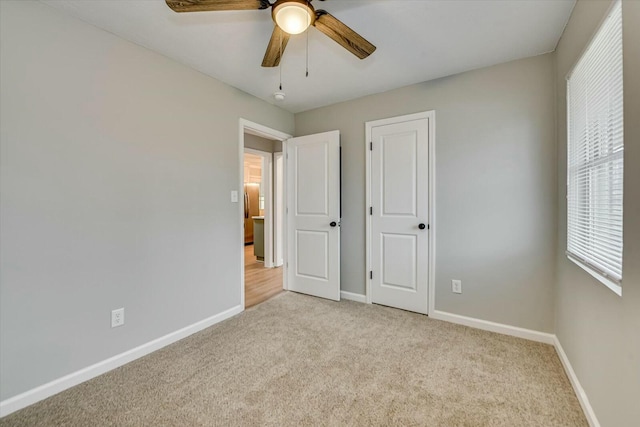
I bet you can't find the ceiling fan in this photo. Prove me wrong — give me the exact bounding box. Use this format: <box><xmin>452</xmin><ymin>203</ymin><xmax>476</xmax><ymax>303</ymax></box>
<box><xmin>165</xmin><ymin>0</ymin><xmax>376</xmax><ymax>67</ymax></box>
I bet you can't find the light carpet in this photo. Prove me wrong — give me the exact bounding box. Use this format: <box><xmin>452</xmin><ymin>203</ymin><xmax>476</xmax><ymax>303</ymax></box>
<box><xmin>1</xmin><ymin>292</ymin><xmax>587</xmax><ymax>426</ymax></box>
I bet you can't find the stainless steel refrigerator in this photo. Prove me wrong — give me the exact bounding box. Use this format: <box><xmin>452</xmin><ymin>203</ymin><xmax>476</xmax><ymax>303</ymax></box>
<box><xmin>244</xmin><ymin>184</ymin><xmax>260</xmax><ymax>245</ymax></box>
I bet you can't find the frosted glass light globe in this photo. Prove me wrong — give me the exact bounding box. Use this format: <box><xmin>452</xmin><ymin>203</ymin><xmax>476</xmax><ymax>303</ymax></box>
<box><xmin>274</xmin><ymin>3</ymin><xmax>313</xmax><ymax>35</ymax></box>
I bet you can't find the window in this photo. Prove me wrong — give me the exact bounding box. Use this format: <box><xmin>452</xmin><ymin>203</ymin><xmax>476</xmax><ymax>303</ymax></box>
<box><xmin>567</xmin><ymin>0</ymin><xmax>623</xmax><ymax>295</ymax></box>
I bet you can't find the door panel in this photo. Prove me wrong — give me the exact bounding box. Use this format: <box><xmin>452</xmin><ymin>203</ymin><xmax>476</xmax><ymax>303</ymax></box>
<box><xmin>287</xmin><ymin>130</ymin><xmax>340</xmax><ymax>301</ymax></box>
<box><xmin>296</xmin><ymin>231</ymin><xmax>329</xmax><ymax>280</ymax></box>
<box><xmin>381</xmin><ymin>233</ymin><xmax>417</xmax><ymax>290</ymax></box>
<box><xmin>296</xmin><ymin>143</ymin><xmax>328</xmax><ymax>215</ymax></box>
<box><xmin>371</xmin><ymin>118</ymin><xmax>429</xmax><ymax>314</ymax></box>
<box><xmin>383</xmin><ymin>132</ymin><xmax>417</xmax><ymax>216</ymax></box>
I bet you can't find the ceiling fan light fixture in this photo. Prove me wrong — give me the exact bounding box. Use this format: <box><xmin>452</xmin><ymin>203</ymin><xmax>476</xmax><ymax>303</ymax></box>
<box><xmin>165</xmin><ymin>0</ymin><xmax>376</xmax><ymax>68</ymax></box>
<box><xmin>273</xmin><ymin>0</ymin><xmax>314</xmax><ymax>35</ymax></box>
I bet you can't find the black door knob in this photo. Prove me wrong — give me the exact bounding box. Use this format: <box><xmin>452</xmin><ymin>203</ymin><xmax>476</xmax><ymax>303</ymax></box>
<box><xmin>330</xmin><ymin>221</ymin><xmax>337</xmax><ymax>227</ymax></box>
<box><xmin>418</xmin><ymin>223</ymin><xmax>426</xmax><ymax>230</ymax></box>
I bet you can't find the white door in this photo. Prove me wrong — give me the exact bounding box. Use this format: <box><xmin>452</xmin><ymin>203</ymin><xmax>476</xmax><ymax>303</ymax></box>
<box><xmin>286</xmin><ymin>130</ymin><xmax>341</xmax><ymax>301</ymax></box>
<box><xmin>370</xmin><ymin>116</ymin><xmax>430</xmax><ymax>314</ymax></box>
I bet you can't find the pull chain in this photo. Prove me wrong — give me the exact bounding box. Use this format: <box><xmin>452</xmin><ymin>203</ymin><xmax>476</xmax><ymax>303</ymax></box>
<box><xmin>306</xmin><ymin>0</ymin><xmax>310</xmax><ymax>77</ymax></box>
<box><xmin>279</xmin><ymin>29</ymin><xmax>283</xmax><ymax>90</ymax></box>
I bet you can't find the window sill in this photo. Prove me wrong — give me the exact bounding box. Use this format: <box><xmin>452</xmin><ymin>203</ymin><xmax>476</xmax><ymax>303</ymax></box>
<box><xmin>566</xmin><ymin>252</ymin><xmax>622</xmax><ymax>297</ymax></box>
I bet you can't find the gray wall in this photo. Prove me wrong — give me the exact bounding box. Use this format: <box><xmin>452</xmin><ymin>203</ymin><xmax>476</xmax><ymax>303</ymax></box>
<box><xmin>5</xmin><ymin>2</ymin><xmax>637</xmax><ymax>423</ymax></box>
<box><xmin>296</xmin><ymin>54</ymin><xmax>557</xmax><ymax>332</ymax></box>
<box><xmin>244</xmin><ymin>133</ymin><xmax>282</xmax><ymax>153</ymax></box>
<box><xmin>554</xmin><ymin>1</ymin><xmax>640</xmax><ymax>425</ymax></box>
<box><xmin>0</xmin><ymin>0</ymin><xmax>294</xmax><ymax>400</ymax></box>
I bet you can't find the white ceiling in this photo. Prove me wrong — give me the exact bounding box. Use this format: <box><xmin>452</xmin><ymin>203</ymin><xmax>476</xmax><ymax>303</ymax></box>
<box><xmin>41</xmin><ymin>0</ymin><xmax>575</xmax><ymax>113</ymax></box>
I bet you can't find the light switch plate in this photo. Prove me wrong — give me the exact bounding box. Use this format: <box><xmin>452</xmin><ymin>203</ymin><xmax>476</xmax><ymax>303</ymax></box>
<box><xmin>231</xmin><ymin>191</ymin><xmax>238</xmax><ymax>203</ymax></box>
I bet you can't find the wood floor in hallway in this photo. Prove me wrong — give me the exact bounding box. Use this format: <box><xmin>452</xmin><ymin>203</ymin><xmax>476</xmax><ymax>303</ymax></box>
<box><xmin>245</xmin><ymin>244</ymin><xmax>283</xmax><ymax>308</ymax></box>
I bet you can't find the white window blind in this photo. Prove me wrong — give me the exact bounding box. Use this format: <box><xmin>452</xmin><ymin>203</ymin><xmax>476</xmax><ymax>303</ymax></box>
<box><xmin>567</xmin><ymin>0</ymin><xmax>623</xmax><ymax>292</ymax></box>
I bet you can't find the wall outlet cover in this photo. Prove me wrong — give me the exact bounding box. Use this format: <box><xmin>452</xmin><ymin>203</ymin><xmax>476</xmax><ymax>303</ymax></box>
<box><xmin>452</xmin><ymin>280</ymin><xmax>462</xmax><ymax>294</ymax></box>
<box><xmin>111</xmin><ymin>308</ymin><xmax>125</xmax><ymax>328</ymax></box>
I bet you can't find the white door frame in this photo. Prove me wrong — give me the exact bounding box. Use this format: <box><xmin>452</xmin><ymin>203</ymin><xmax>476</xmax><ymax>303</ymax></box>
<box><xmin>274</xmin><ymin>152</ymin><xmax>284</xmax><ymax>267</ymax></box>
<box><xmin>239</xmin><ymin>119</ymin><xmax>292</xmax><ymax>309</ymax></box>
<box><xmin>365</xmin><ymin>111</ymin><xmax>436</xmax><ymax>315</ymax></box>
<box><xmin>244</xmin><ymin>147</ymin><xmax>273</xmax><ymax>268</ymax></box>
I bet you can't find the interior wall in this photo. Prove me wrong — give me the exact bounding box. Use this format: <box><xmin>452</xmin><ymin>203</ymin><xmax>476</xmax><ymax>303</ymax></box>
<box><xmin>244</xmin><ymin>133</ymin><xmax>282</xmax><ymax>153</ymax></box>
<box><xmin>296</xmin><ymin>54</ymin><xmax>557</xmax><ymax>332</ymax></box>
<box><xmin>0</xmin><ymin>0</ymin><xmax>294</xmax><ymax>401</ymax></box>
<box><xmin>554</xmin><ymin>1</ymin><xmax>640</xmax><ymax>425</ymax></box>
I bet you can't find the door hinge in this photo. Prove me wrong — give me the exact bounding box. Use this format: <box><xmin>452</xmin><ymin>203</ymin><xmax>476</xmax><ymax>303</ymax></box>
<box><xmin>370</xmin><ymin>271</ymin><xmax>373</xmax><ymax>279</ymax></box>
<box><xmin>428</xmin><ymin>224</ymin><xmax>430</xmax><ymax>230</ymax></box>
<box><xmin>370</xmin><ymin>142</ymin><xmax>373</xmax><ymax>151</ymax></box>
<box><xmin>370</xmin><ymin>206</ymin><xmax>373</xmax><ymax>215</ymax></box>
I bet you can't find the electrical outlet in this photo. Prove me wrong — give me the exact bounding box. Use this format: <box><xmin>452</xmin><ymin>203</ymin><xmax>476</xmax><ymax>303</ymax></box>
<box><xmin>452</xmin><ymin>280</ymin><xmax>462</xmax><ymax>294</ymax></box>
<box><xmin>111</xmin><ymin>308</ymin><xmax>125</xmax><ymax>328</ymax></box>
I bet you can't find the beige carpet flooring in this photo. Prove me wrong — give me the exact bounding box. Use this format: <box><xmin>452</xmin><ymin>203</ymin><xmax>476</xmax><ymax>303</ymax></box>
<box><xmin>1</xmin><ymin>292</ymin><xmax>587</xmax><ymax>426</ymax></box>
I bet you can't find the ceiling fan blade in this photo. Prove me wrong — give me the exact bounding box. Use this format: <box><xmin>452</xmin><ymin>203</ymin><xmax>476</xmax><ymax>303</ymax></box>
<box><xmin>313</xmin><ymin>11</ymin><xmax>376</xmax><ymax>60</ymax></box>
<box><xmin>262</xmin><ymin>25</ymin><xmax>290</xmax><ymax>67</ymax></box>
<box><xmin>165</xmin><ymin>0</ymin><xmax>268</xmax><ymax>13</ymax></box>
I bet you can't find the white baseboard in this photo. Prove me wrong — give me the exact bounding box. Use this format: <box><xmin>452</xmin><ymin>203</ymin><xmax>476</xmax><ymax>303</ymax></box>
<box><xmin>0</xmin><ymin>304</ymin><xmax>243</xmax><ymax>418</ymax></box>
<box><xmin>429</xmin><ymin>310</ymin><xmax>597</xmax><ymax>425</ymax></box>
<box><xmin>553</xmin><ymin>336</ymin><xmax>600</xmax><ymax>427</ymax></box>
<box><xmin>1</xmin><ymin>303</ymin><xmax>599</xmax><ymax>427</ymax></box>
<box><xmin>340</xmin><ymin>291</ymin><xmax>366</xmax><ymax>303</ymax></box>
<box><xmin>429</xmin><ymin>310</ymin><xmax>555</xmax><ymax>344</ymax></box>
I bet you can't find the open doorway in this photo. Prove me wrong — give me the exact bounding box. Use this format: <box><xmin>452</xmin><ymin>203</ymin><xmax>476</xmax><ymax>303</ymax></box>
<box><xmin>239</xmin><ymin>120</ymin><xmax>291</xmax><ymax>309</ymax></box>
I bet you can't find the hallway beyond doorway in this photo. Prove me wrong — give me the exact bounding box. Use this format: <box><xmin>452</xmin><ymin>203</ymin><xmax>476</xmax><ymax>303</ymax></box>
<box><xmin>244</xmin><ymin>244</ymin><xmax>283</xmax><ymax>308</ymax></box>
